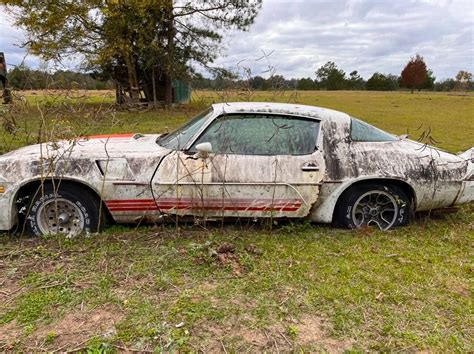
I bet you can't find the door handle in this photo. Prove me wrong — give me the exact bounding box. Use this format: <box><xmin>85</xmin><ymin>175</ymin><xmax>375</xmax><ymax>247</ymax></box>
<box><xmin>301</xmin><ymin>162</ymin><xmax>320</xmax><ymax>171</ymax></box>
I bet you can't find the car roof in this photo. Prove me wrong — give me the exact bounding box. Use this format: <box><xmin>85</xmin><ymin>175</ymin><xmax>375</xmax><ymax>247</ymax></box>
<box><xmin>210</xmin><ymin>102</ymin><xmax>351</xmax><ymax>123</ymax></box>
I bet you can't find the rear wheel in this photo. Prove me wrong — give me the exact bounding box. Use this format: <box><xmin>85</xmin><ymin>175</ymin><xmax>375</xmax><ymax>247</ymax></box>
<box><xmin>335</xmin><ymin>183</ymin><xmax>410</xmax><ymax>230</ymax></box>
<box><xmin>24</xmin><ymin>184</ymin><xmax>104</xmax><ymax>237</ymax></box>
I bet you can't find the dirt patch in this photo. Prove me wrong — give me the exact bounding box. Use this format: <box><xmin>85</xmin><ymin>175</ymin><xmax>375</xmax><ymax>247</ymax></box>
<box><xmin>201</xmin><ymin>323</ymin><xmax>269</xmax><ymax>350</ymax></box>
<box><xmin>28</xmin><ymin>305</ymin><xmax>123</xmax><ymax>351</ymax></box>
<box><xmin>239</xmin><ymin>327</ymin><xmax>268</xmax><ymax>347</ymax></box>
<box><xmin>0</xmin><ymin>276</ymin><xmax>24</xmax><ymax>317</ymax></box>
<box><xmin>198</xmin><ymin>314</ymin><xmax>354</xmax><ymax>352</ymax></box>
<box><xmin>445</xmin><ymin>280</ymin><xmax>470</xmax><ymax>298</ymax></box>
<box><xmin>203</xmin><ymin>242</ymin><xmax>245</xmax><ymax>276</ymax></box>
<box><xmin>0</xmin><ymin>320</ymin><xmax>23</xmax><ymax>349</ymax></box>
<box><xmin>0</xmin><ymin>277</ymin><xmax>21</xmax><ymax>301</ymax></box>
<box><xmin>296</xmin><ymin>315</ymin><xmax>353</xmax><ymax>352</ymax></box>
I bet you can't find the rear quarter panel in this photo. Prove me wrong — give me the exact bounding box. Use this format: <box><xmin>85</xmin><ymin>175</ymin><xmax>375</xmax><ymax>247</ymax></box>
<box><xmin>310</xmin><ymin>119</ymin><xmax>468</xmax><ymax>222</ymax></box>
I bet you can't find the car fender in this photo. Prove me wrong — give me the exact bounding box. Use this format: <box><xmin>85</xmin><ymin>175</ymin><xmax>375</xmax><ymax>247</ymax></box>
<box><xmin>309</xmin><ymin>176</ymin><xmax>417</xmax><ymax>223</ymax></box>
<box><xmin>1</xmin><ymin>176</ymin><xmax>108</xmax><ymax>232</ymax></box>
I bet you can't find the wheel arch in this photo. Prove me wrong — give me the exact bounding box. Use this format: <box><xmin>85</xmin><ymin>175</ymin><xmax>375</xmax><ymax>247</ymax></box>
<box><xmin>13</xmin><ymin>177</ymin><xmax>113</xmax><ymax>224</ymax></box>
<box><xmin>310</xmin><ymin>177</ymin><xmax>417</xmax><ymax>223</ymax></box>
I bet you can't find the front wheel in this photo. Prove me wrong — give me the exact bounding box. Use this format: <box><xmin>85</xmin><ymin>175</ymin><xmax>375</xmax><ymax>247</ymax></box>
<box><xmin>335</xmin><ymin>184</ymin><xmax>410</xmax><ymax>230</ymax></box>
<box><xmin>24</xmin><ymin>184</ymin><xmax>104</xmax><ymax>237</ymax></box>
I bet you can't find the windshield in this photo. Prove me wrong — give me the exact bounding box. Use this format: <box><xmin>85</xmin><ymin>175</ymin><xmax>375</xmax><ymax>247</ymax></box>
<box><xmin>156</xmin><ymin>108</ymin><xmax>213</xmax><ymax>150</ymax></box>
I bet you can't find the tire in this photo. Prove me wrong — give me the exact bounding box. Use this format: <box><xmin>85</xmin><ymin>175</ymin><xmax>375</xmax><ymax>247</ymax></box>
<box><xmin>24</xmin><ymin>183</ymin><xmax>105</xmax><ymax>237</ymax></box>
<box><xmin>334</xmin><ymin>183</ymin><xmax>410</xmax><ymax>230</ymax></box>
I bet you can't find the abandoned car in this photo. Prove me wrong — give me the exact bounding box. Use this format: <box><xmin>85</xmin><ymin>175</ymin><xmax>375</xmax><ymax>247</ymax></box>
<box><xmin>0</xmin><ymin>102</ymin><xmax>473</xmax><ymax>236</ymax></box>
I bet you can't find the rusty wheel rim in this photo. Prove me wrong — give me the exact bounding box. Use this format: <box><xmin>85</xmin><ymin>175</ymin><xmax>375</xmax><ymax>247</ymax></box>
<box><xmin>351</xmin><ymin>190</ymin><xmax>398</xmax><ymax>230</ymax></box>
<box><xmin>37</xmin><ymin>198</ymin><xmax>85</xmax><ymax>237</ymax></box>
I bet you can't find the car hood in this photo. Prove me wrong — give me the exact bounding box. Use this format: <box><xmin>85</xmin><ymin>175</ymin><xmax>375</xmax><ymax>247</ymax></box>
<box><xmin>1</xmin><ymin>133</ymin><xmax>168</xmax><ymax>161</ymax></box>
<box><xmin>0</xmin><ymin>133</ymin><xmax>173</xmax><ymax>182</ymax></box>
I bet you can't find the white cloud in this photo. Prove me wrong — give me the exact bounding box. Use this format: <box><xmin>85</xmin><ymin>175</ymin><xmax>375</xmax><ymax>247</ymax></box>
<box><xmin>214</xmin><ymin>0</ymin><xmax>474</xmax><ymax>79</ymax></box>
<box><xmin>1</xmin><ymin>0</ymin><xmax>473</xmax><ymax>79</ymax></box>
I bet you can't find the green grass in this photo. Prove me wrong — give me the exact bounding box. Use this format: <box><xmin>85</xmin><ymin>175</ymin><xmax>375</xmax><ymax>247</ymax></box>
<box><xmin>1</xmin><ymin>90</ymin><xmax>473</xmax><ymax>153</ymax></box>
<box><xmin>1</xmin><ymin>212</ymin><xmax>473</xmax><ymax>351</ymax></box>
<box><xmin>0</xmin><ymin>89</ymin><xmax>473</xmax><ymax>351</ymax></box>
<box><xmin>197</xmin><ymin>90</ymin><xmax>474</xmax><ymax>152</ymax></box>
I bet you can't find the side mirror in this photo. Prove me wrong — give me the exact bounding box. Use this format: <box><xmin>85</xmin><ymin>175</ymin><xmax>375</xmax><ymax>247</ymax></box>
<box><xmin>195</xmin><ymin>142</ymin><xmax>212</xmax><ymax>158</ymax></box>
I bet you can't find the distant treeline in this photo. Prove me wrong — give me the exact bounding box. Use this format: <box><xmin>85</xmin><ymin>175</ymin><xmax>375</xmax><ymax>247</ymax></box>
<box><xmin>193</xmin><ymin>73</ymin><xmax>473</xmax><ymax>92</ymax></box>
<box><xmin>5</xmin><ymin>62</ymin><xmax>473</xmax><ymax>92</ymax></box>
<box><xmin>194</xmin><ymin>61</ymin><xmax>473</xmax><ymax>92</ymax></box>
<box><xmin>6</xmin><ymin>64</ymin><xmax>114</xmax><ymax>90</ymax></box>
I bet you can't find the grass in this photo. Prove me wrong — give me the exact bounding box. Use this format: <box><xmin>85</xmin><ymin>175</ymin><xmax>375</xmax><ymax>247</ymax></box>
<box><xmin>0</xmin><ymin>89</ymin><xmax>473</xmax><ymax>351</ymax></box>
<box><xmin>1</xmin><ymin>213</ymin><xmax>473</xmax><ymax>351</ymax></box>
<box><xmin>196</xmin><ymin>90</ymin><xmax>474</xmax><ymax>152</ymax></box>
<box><xmin>1</xmin><ymin>89</ymin><xmax>473</xmax><ymax>153</ymax></box>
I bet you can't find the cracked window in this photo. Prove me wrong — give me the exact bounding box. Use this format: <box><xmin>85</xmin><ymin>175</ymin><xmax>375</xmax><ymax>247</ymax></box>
<box><xmin>190</xmin><ymin>114</ymin><xmax>319</xmax><ymax>155</ymax></box>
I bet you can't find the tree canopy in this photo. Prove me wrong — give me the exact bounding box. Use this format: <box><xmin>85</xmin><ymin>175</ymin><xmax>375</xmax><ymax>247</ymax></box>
<box><xmin>366</xmin><ymin>73</ymin><xmax>398</xmax><ymax>91</ymax></box>
<box><xmin>3</xmin><ymin>0</ymin><xmax>262</xmax><ymax>106</ymax></box>
<box><xmin>400</xmin><ymin>54</ymin><xmax>428</xmax><ymax>93</ymax></box>
<box><xmin>455</xmin><ymin>70</ymin><xmax>473</xmax><ymax>91</ymax></box>
<box><xmin>315</xmin><ymin>61</ymin><xmax>347</xmax><ymax>90</ymax></box>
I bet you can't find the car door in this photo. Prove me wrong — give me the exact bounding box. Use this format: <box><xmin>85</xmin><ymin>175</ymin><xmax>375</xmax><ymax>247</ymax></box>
<box><xmin>153</xmin><ymin>113</ymin><xmax>324</xmax><ymax>219</ymax></box>
<box><xmin>151</xmin><ymin>148</ymin><xmax>214</xmax><ymax>217</ymax></box>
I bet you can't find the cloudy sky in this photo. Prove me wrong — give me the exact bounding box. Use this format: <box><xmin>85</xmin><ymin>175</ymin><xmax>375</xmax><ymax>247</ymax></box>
<box><xmin>1</xmin><ymin>0</ymin><xmax>473</xmax><ymax>80</ymax></box>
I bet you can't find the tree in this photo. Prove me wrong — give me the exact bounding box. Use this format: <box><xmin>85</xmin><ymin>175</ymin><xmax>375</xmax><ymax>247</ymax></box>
<box><xmin>6</xmin><ymin>63</ymin><xmax>113</xmax><ymax>90</ymax></box>
<box><xmin>434</xmin><ymin>79</ymin><xmax>456</xmax><ymax>92</ymax></box>
<box><xmin>347</xmin><ymin>70</ymin><xmax>365</xmax><ymax>90</ymax></box>
<box><xmin>366</xmin><ymin>73</ymin><xmax>398</xmax><ymax>91</ymax></box>
<box><xmin>3</xmin><ymin>1</ymin><xmax>262</xmax><ymax>107</ymax></box>
<box><xmin>420</xmin><ymin>69</ymin><xmax>436</xmax><ymax>90</ymax></box>
<box><xmin>250</xmin><ymin>76</ymin><xmax>266</xmax><ymax>90</ymax></box>
<box><xmin>297</xmin><ymin>77</ymin><xmax>316</xmax><ymax>90</ymax></box>
<box><xmin>455</xmin><ymin>70</ymin><xmax>473</xmax><ymax>91</ymax></box>
<box><xmin>315</xmin><ymin>61</ymin><xmax>347</xmax><ymax>90</ymax></box>
<box><xmin>400</xmin><ymin>54</ymin><xmax>427</xmax><ymax>93</ymax></box>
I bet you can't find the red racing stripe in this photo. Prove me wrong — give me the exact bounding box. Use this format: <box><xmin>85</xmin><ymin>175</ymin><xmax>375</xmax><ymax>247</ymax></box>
<box><xmin>83</xmin><ymin>133</ymin><xmax>135</xmax><ymax>140</ymax></box>
<box><xmin>106</xmin><ymin>198</ymin><xmax>302</xmax><ymax>212</ymax></box>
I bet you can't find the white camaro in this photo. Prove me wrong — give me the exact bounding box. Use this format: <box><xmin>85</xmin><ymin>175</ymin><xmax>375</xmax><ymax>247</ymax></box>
<box><xmin>0</xmin><ymin>102</ymin><xmax>472</xmax><ymax>236</ymax></box>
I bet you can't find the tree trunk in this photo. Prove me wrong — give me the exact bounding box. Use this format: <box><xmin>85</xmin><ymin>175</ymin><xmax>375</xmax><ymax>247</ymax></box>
<box><xmin>164</xmin><ymin>0</ymin><xmax>174</xmax><ymax>109</ymax></box>
<box><xmin>124</xmin><ymin>54</ymin><xmax>140</xmax><ymax>103</ymax></box>
<box><xmin>164</xmin><ymin>73</ymin><xmax>172</xmax><ymax>108</ymax></box>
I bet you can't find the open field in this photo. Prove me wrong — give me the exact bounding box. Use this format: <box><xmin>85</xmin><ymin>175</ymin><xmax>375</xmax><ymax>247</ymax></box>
<box><xmin>2</xmin><ymin>89</ymin><xmax>474</xmax><ymax>153</ymax></box>
<box><xmin>0</xmin><ymin>90</ymin><xmax>473</xmax><ymax>351</ymax></box>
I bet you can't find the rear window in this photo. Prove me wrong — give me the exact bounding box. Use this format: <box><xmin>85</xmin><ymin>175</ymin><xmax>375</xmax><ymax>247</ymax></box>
<box><xmin>350</xmin><ymin>118</ymin><xmax>398</xmax><ymax>142</ymax></box>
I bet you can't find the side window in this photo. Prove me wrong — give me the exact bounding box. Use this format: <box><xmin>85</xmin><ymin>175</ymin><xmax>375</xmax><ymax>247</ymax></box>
<box><xmin>190</xmin><ymin>114</ymin><xmax>319</xmax><ymax>155</ymax></box>
<box><xmin>351</xmin><ymin>117</ymin><xmax>398</xmax><ymax>142</ymax></box>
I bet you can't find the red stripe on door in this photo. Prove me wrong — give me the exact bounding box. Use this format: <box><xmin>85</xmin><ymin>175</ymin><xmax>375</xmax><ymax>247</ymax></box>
<box><xmin>106</xmin><ymin>198</ymin><xmax>302</xmax><ymax>212</ymax></box>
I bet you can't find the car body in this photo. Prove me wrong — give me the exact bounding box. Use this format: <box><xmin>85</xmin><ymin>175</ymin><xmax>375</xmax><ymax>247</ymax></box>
<box><xmin>0</xmin><ymin>102</ymin><xmax>473</xmax><ymax>235</ymax></box>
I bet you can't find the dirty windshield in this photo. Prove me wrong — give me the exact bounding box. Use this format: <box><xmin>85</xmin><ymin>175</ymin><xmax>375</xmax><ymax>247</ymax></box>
<box><xmin>156</xmin><ymin>108</ymin><xmax>213</xmax><ymax>150</ymax></box>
